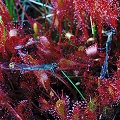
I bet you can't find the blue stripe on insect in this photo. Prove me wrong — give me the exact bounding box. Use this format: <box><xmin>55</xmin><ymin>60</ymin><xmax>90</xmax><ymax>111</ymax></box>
<box><xmin>21</xmin><ymin>63</ymin><xmax>59</xmax><ymax>74</ymax></box>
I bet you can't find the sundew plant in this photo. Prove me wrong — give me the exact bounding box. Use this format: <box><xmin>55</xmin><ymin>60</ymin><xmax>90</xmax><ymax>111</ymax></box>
<box><xmin>0</xmin><ymin>0</ymin><xmax>120</xmax><ymax>119</ymax></box>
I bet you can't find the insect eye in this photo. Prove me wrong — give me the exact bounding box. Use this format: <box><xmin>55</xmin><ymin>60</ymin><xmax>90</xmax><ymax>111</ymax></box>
<box><xmin>52</xmin><ymin>63</ymin><xmax>59</xmax><ymax>68</ymax></box>
<box><xmin>9</xmin><ymin>62</ymin><xmax>15</xmax><ymax>69</ymax></box>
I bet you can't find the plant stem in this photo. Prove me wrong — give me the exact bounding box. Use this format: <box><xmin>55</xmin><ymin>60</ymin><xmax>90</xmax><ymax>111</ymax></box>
<box><xmin>28</xmin><ymin>0</ymin><xmax>53</xmax><ymax>9</ymax></box>
<box><xmin>61</xmin><ymin>70</ymin><xmax>86</xmax><ymax>100</ymax></box>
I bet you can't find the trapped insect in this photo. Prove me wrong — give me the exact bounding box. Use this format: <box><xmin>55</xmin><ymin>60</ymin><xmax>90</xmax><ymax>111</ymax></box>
<box><xmin>100</xmin><ymin>30</ymin><xmax>116</xmax><ymax>79</ymax></box>
<box><xmin>1</xmin><ymin>62</ymin><xmax>59</xmax><ymax>75</ymax></box>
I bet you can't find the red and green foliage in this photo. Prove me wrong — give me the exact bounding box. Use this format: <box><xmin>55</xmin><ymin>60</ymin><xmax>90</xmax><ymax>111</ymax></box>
<box><xmin>0</xmin><ymin>0</ymin><xmax>120</xmax><ymax>119</ymax></box>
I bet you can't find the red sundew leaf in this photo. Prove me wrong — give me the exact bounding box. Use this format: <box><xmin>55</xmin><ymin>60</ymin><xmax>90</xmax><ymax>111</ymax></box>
<box><xmin>0</xmin><ymin>1</ymin><xmax>11</xmax><ymax>24</ymax></box>
<box><xmin>21</xmin><ymin>81</ymin><xmax>36</xmax><ymax>92</ymax></box>
<box><xmin>0</xmin><ymin>22</ymin><xmax>6</xmax><ymax>51</ymax></box>
<box><xmin>83</xmin><ymin>109</ymin><xmax>97</xmax><ymax>120</ymax></box>
<box><xmin>34</xmin><ymin>71</ymin><xmax>52</xmax><ymax>91</ymax></box>
<box><xmin>51</xmin><ymin>0</ymin><xmax>74</xmax><ymax>42</ymax></box>
<box><xmin>39</xmin><ymin>36</ymin><xmax>51</xmax><ymax>49</ymax></box>
<box><xmin>38</xmin><ymin>36</ymin><xmax>60</xmax><ymax>57</ymax></box>
<box><xmin>0</xmin><ymin>88</ymin><xmax>22</xmax><ymax>120</ymax></box>
<box><xmin>37</xmin><ymin>47</ymin><xmax>51</xmax><ymax>56</ymax></box>
<box><xmin>17</xmin><ymin>100</ymin><xmax>28</xmax><ymax>114</ymax></box>
<box><xmin>10</xmin><ymin>56</ymin><xmax>22</xmax><ymax>63</ymax></box>
<box><xmin>82</xmin><ymin>77</ymin><xmax>98</xmax><ymax>98</ymax></box>
<box><xmin>39</xmin><ymin>97</ymin><xmax>54</xmax><ymax>112</ymax></box>
<box><xmin>98</xmin><ymin>85</ymin><xmax>112</xmax><ymax>107</ymax></box>
<box><xmin>0</xmin><ymin>26</ymin><xmax>16</xmax><ymax>59</ymax></box>
<box><xmin>106</xmin><ymin>78</ymin><xmax>120</xmax><ymax>102</ymax></box>
<box><xmin>55</xmin><ymin>99</ymin><xmax>68</xmax><ymax>119</ymax></box>
<box><xmin>10</xmin><ymin>38</ymin><xmax>42</xmax><ymax>64</ymax></box>
<box><xmin>70</xmin><ymin>52</ymin><xmax>90</xmax><ymax>66</ymax></box>
<box><xmin>51</xmin><ymin>0</ymin><xmax>74</xmax><ymax>20</ymax></box>
<box><xmin>55</xmin><ymin>95</ymin><xmax>70</xmax><ymax>119</ymax></box>
<box><xmin>5</xmin><ymin>37</ymin><xmax>21</xmax><ymax>54</ymax></box>
<box><xmin>16</xmin><ymin>100</ymin><xmax>33</xmax><ymax>120</ymax></box>
<box><xmin>48</xmin><ymin>72</ymin><xmax>76</xmax><ymax>97</ymax></box>
<box><xmin>5</xmin><ymin>22</ymin><xmax>15</xmax><ymax>32</ymax></box>
<box><xmin>74</xmin><ymin>0</ymin><xmax>119</xmax><ymax>44</ymax></box>
<box><xmin>74</xmin><ymin>47</ymin><xmax>87</xmax><ymax>58</ymax></box>
<box><xmin>71</xmin><ymin>101</ymin><xmax>88</xmax><ymax>120</ymax></box>
<box><xmin>16</xmin><ymin>35</ymin><xmax>31</xmax><ymax>46</ymax></box>
<box><xmin>57</xmin><ymin>42</ymin><xmax>70</xmax><ymax>47</ymax></box>
<box><xmin>36</xmin><ymin>37</ymin><xmax>61</xmax><ymax>61</ymax></box>
<box><xmin>71</xmin><ymin>103</ymin><xmax>81</xmax><ymax>120</ymax></box>
<box><xmin>0</xmin><ymin>47</ymin><xmax>10</xmax><ymax>62</ymax></box>
<box><xmin>59</xmin><ymin>58</ymin><xmax>75</xmax><ymax>69</ymax></box>
<box><xmin>36</xmin><ymin>36</ymin><xmax>52</xmax><ymax>56</ymax></box>
<box><xmin>58</xmin><ymin>0</ymin><xmax>66</xmax><ymax>8</ymax></box>
<box><xmin>74</xmin><ymin>1</ymin><xmax>89</xmax><ymax>40</ymax></box>
<box><xmin>90</xmin><ymin>0</ymin><xmax>119</xmax><ymax>29</ymax></box>
<box><xmin>108</xmin><ymin>84</ymin><xmax>116</xmax><ymax>95</ymax></box>
<box><xmin>83</xmin><ymin>71</ymin><xmax>89</xmax><ymax>80</ymax></box>
<box><xmin>107</xmin><ymin>17</ymin><xmax>118</xmax><ymax>30</ymax></box>
<box><xmin>20</xmin><ymin>74</ymin><xmax>37</xmax><ymax>98</ymax></box>
<box><xmin>116</xmin><ymin>78</ymin><xmax>120</xmax><ymax>90</ymax></box>
<box><xmin>5</xmin><ymin>103</ymin><xmax>22</xmax><ymax>120</ymax></box>
<box><xmin>53</xmin><ymin>14</ymin><xmax>59</xmax><ymax>28</ymax></box>
<box><xmin>58</xmin><ymin>58</ymin><xmax>87</xmax><ymax>70</ymax></box>
<box><xmin>88</xmin><ymin>98</ymin><xmax>98</xmax><ymax>112</ymax></box>
<box><xmin>5</xmin><ymin>32</ymin><xmax>25</xmax><ymax>54</ymax></box>
<box><xmin>107</xmin><ymin>84</ymin><xmax>119</xmax><ymax>102</ymax></box>
<box><xmin>18</xmin><ymin>53</ymin><xmax>39</xmax><ymax>65</ymax></box>
<box><xmin>55</xmin><ymin>45</ymin><xmax>63</xmax><ymax>54</ymax></box>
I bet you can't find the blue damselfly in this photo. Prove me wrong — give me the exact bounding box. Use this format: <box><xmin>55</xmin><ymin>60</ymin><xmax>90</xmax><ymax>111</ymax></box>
<box><xmin>1</xmin><ymin>62</ymin><xmax>59</xmax><ymax>74</ymax></box>
<box><xmin>100</xmin><ymin>30</ymin><xmax>116</xmax><ymax>79</ymax></box>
